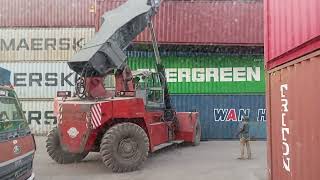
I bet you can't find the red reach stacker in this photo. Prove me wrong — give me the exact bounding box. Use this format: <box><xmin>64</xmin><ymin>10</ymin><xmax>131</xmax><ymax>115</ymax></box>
<box><xmin>46</xmin><ymin>0</ymin><xmax>201</xmax><ymax>172</ymax></box>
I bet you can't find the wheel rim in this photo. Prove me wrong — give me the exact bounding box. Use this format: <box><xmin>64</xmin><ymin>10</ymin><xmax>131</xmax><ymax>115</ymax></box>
<box><xmin>118</xmin><ymin>138</ymin><xmax>138</xmax><ymax>159</ymax></box>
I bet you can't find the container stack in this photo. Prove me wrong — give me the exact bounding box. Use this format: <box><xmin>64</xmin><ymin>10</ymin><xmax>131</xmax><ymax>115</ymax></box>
<box><xmin>127</xmin><ymin>51</ymin><xmax>266</xmax><ymax>140</ymax></box>
<box><xmin>265</xmin><ymin>0</ymin><xmax>320</xmax><ymax>179</ymax></box>
<box><xmin>126</xmin><ymin>0</ymin><xmax>265</xmax><ymax>140</ymax></box>
<box><xmin>0</xmin><ymin>0</ymin><xmax>264</xmax><ymax>139</ymax></box>
<box><xmin>0</xmin><ymin>0</ymin><xmax>96</xmax><ymax>135</ymax></box>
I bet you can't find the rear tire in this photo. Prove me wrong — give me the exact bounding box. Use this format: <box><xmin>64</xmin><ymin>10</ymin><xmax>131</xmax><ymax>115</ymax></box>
<box><xmin>192</xmin><ymin>120</ymin><xmax>201</xmax><ymax>146</ymax></box>
<box><xmin>46</xmin><ymin>128</ymin><xmax>88</xmax><ymax>164</ymax></box>
<box><xmin>100</xmin><ymin>123</ymin><xmax>149</xmax><ymax>172</ymax></box>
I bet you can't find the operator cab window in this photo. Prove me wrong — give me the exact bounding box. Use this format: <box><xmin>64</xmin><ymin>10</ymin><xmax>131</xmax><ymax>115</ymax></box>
<box><xmin>102</xmin><ymin>74</ymin><xmax>116</xmax><ymax>97</ymax></box>
<box><xmin>146</xmin><ymin>73</ymin><xmax>165</xmax><ymax>109</ymax></box>
<box><xmin>103</xmin><ymin>75</ymin><xmax>115</xmax><ymax>90</ymax></box>
<box><xmin>134</xmin><ymin>74</ymin><xmax>147</xmax><ymax>90</ymax></box>
<box><xmin>133</xmin><ymin>72</ymin><xmax>165</xmax><ymax>109</ymax></box>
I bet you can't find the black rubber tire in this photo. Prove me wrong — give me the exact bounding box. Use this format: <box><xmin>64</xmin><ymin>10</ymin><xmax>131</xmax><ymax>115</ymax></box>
<box><xmin>46</xmin><ymin>128</ymin><xmax>88</xmax><ymax>164</ymax></box>
<box><xmin>192</xmin><ymin>120</ymin><xmax>201</xmax><ymax>146</ymax></box>
<box><xmin>100</xmin><ymin>123</ymin><xmax>149</xmax><ymax>173</ymax></box>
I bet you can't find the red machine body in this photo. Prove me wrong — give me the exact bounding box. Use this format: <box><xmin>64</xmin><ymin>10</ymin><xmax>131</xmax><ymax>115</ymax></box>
<box><xmin>57</xmin><ymin>97</ymin><xmax>198</xmax><ymax>154</ymax></box>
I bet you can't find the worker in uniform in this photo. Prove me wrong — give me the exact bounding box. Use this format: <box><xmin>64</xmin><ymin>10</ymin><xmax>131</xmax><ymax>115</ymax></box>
<box><xmin>237</xmin><ymin>116</ymin><xmax>251</xmax><ymax>160</ymax></box>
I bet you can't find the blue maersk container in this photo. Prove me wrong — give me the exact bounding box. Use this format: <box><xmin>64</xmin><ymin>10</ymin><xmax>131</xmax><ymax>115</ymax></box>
<box><xmin>171</xmin><ymin>95</ymin><xmax>266</xmax><ymax>140</ymax></box>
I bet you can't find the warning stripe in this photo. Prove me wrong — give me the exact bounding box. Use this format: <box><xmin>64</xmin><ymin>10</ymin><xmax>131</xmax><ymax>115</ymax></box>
<box><xmin>90</xmin><ymin>104</ymin><xmax>102</xmax><ymax>129</ymax></box>
<box><xmin>58</xmin><ymin>104</ymin><xmax>63</xmax><ymax>124</ymax></box>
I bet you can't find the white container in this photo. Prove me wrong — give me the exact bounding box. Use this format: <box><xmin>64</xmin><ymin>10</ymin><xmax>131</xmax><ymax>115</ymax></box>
<box><xmin>0</xmin><ymin>61</ymin><xmax>77</xmax><ymax>99</ymax></box>
<box><xmin>0</xmin><ymin>28</ymin><xmax>95</xmax><ymax>61</ymax></box>
<box><xmin>21</xmin><ymin>100</ymin><xmax>56</xmax><ymax>135</ymax></box>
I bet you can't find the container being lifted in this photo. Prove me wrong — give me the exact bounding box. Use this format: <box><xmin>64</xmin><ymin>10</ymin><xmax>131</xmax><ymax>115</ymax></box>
<box><xmin>265</xmin><ymin>0</ymin><xmax>320</xmax><ymax>180</ymax></box>
<box><xmin>46</xmin><ymin>0</ymin><xmax>201</xmax><ymax>173</ymax></box>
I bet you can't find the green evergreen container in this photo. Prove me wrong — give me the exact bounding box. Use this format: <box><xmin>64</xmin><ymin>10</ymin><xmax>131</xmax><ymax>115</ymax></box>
<box><xmin>127</xmin><ymin>53</ymin><xmax>265</xmax><ymax>94</ymax></box>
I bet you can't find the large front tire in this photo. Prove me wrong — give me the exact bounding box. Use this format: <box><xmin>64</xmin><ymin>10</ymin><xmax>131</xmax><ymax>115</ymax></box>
<box><xmin>100</xmin><ymin>123</ymin><xmax>149</xmax><ymax>173</ymax></box>
<box><xmin>46</xmin><ymin>128</ymin><xmax>88</xmax><ymax>164</ymax></box>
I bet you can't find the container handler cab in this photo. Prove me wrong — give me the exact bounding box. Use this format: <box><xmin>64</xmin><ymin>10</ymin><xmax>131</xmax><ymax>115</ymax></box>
<box><xmin>46</xmin><ymin>0</ymin><xmax>201</xmax><ymax>172</ymax></box>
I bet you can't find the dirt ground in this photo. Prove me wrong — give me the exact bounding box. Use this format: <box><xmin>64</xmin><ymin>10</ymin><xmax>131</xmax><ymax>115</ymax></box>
<box><xmin>33</xmin><ymin>137</ymin><xmax>267</xmax><ymax>180</ymax></box>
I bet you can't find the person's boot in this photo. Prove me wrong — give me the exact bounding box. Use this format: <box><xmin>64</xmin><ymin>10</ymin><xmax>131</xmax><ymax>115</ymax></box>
<box><xmin>247</xmin><ymin>153</ymin><xmax>252</xmax><ymax>160</ymax></box>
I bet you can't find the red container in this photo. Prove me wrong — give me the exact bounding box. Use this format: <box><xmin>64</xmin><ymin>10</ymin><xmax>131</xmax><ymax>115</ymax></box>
<box><xmin>266</xmin><ymin>52</ymin><xmax>320</xmax><ymax>180</ymax></box>
<box><xmin>99</xmin><ymin>0</ymin><xmax>263</xmax><ymax>45</ymax></box>
<box><xmin>264</xmin><ymin>0</ymin><xmax>320</xmax><ymax>69</ymax></box>
<box><xmin>0</xmin><ymin>0</ymin><xmax>263</xmax><ymax>46</ymax></box>
<box><xmin>0</xmin><ymin>0</ymin><xmax>95</xmax><ymax>27</ymax></box>
<box><xmin>266</xmin><ymin>1</ymin><xmax>320</xmax><ymax>179</ymax></box>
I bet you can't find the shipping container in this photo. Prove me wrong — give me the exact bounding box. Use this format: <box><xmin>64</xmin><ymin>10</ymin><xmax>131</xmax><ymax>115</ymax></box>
<box><xmin>0</xmin><ymin>0</ymin><xmax>263</xmax><ymax>46</ymax></box>
<box><xmin>264</xmin><ymin>0</ymin><xmax>320</xmax><ymax>69</ymax></box>
<box><xmin>265</xmin><ymin>0</ymin><xmax>320</xmax><ymax>179</ymax></box>
<box><xmin>0</xmin><ymin>62</ymin><xmax>76</xmax><ymax>99</ymax></box>
<box><xmin>128</xmin><ymin>53</ymin><xmax>265</xmax><ymax>94</ymax></box>
<box><xmin>266</xmin><ymin>53</ymin><xmax>320</xmax><ymax>180</ymax></box>
<box><xmin>0</xmin><ymin>28</ymin><xmax>95</xmax><ymax>61</ymax></box>
<box><xmin>20</xmin><ymin>100</ymin><xmax>56</xmax><ymax>136</ymax></box>
<box><xmin>172</xmin><ymin>95</ymin><xmax>266</xmax><ymax>140</ymax></box>
<box><xmin>0</xmin><ymin>0</ymin><xmax>95</xmax><ymax>27</ymax></box>
<box><xmin>0</xmin><ymin>53</ymin><xmax>265</xmax><ymax>99</ymax></box>
<box><xmin>105</xmin><ymin>0</ymin><xmax>264</xmax><ymax>45</ymax></box>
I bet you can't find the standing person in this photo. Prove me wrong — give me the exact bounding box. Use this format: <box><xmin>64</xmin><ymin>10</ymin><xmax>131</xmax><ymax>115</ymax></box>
<box><xmin>237</xmin><ymin>116</ymin><xmax>251</xmax><ymax>160</ymax></box>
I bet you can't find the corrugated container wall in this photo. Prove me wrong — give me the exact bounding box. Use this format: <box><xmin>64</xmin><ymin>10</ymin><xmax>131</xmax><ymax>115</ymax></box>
<box><xmin>265</xmin><ymin>0</ymin><xmax>320</xmax><ymax>69</ymax></box>
<box><xmin>267</xmin><ymin>54</ymin><xmax>320</xmax><ymax>180</ymax></box>
<box><xmin>0</xmin><ymin>53</ymin><xmax>265</xmax><ymax>99</ymax></box>
<box><xmin>265</xmin><ymin>0</ymin><xmax>320</xmax><ymax>179</ymax></box>
<box><xmin>0</xmin><ymin>0</ymin><xmax>263</xmax><ymax>46</ymax></box>
<box><xmin>0</xmin><ymin>28</ymin><xmax>95</xmax><ymax>61</ymax></box>
<box><xmin>101</xmin><ymin>0</ymin><xmax>264</xmax><ymax>45</ymax></box>
<box><xmin>0</xmin><ymin>62</ymin><xmax>75</xmax><ymax>99</ymax></box>
<box><xmin>127</xmin><ymin>53</ymin><xmax>265</xmax><ymax>94</ymax></box>
<box><xmin>20</xmin><ymin>100</ymin><xmax>56</xmax><ymax>136</ymax></box>
<box><xmin>0</xmin><ymin>0</ymin><xmax>95</xmax><ymax>27</ymax></box>
<box><xmin>172</xmin><ymin>95</ymin><xmax>266</xmax><ymax>140</ymax></box>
